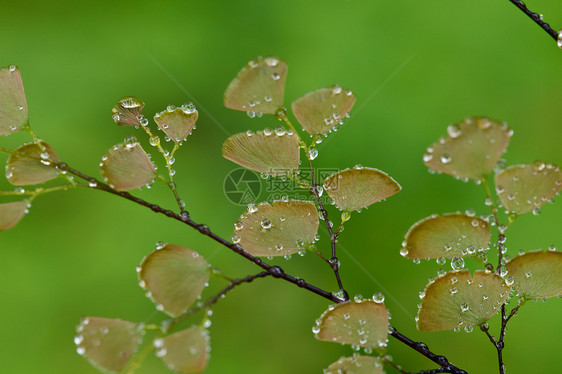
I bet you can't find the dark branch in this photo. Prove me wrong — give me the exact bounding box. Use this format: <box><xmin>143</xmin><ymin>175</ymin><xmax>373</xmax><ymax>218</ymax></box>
<box><xmin>54</xmin><ymin>161</ymin><xmax>468</xmax><ymax>374</ymax></box>
<box><xmin>389</xmin><ymin>327</ymin><xmax>468</xmax><ymax>374</ymax></box>
<box><xmin>55</xmin><ymin>161</ymin><xmax>342</xmax><ymax>303</ymax></box>
<box><xmin>507</xmin><ymin>0</ymin><xmax>559</xmax><ymax>42</ymax></box>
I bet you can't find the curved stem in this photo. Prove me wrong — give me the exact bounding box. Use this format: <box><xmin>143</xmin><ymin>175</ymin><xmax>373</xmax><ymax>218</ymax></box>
<box><xmin>307</xmin><ymin>158</ymin><xmax>346</xmax><ymax>297</ymax></box>
<box><xmin>142</xmin><ymin>126</ymin><xmax>187</xmax><ymax>216</ymax></box>
<box><xmin>0</xmin><ymin>184</ymin><xmax>88</xmax><ymax>199</ymax></box>
<box><xmin>123</xmin><ymin>340</ymin><xmax>155</xmax><ymax>374</ymax></box>
<box><xmin>507</xmin><ymin>0</ymin><xmax>559</xmax><ymax>42</ymax></box>
<box><xmin>482</xmin><ymin>178</ymin><xmax>504</xmax><ymax>273</ymax></box>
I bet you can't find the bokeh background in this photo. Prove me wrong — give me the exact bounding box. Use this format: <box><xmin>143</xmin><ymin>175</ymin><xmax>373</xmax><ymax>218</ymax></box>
<box><xmin>1</xmin><ymin>1</ymin><xmax>561</xmax><ymax>373</ymax></box>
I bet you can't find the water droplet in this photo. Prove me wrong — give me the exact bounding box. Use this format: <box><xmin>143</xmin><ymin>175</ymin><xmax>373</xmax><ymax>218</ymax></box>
<box><xmin>265</xmin><ymin>56</ymin><xmax>279</xmax><ymax>67</ymax></box>
<box><xmin>499</xmin><ymin>266</ymin><xmax>508</xmax><ymax>277</ymax></box>
<box><xmin>271</xmin><ymin>73</ymin><xmax>280</xmax><ymax>80</ymax></box>
<box><xmin>451</xmin><ymin>257</ymin><xmax>465</xmax><ymax>270</ymax></box>
<box><xmin>332</xmin><ymin>289</ymin><xmax>347</xmax><ymax>301</ymax></box>
<box><xmin>260</xmin><ymin>218</ymin><xmax>272</xmax><ymax>229</ymax></box>
<box><xmin>372</xmin><ymin>292</ymin><xmax>385</xmax><ymax>303</ymax></box>
<box><xmin>247</xmin><ymin>203</ymin><xmax>257</xmax><ymax>213</ymax></box>
<box><xmin>440</xmin><ymin>154</ymin><xmax>452</xmax><ymax>164</ymax></box>
<box><xmin>400</xmin><ymin>247</ymin><xmax>409</xmax><ymax>257</ymax></box>
<box><xmin>447</xmin><ymin>124</ymin><xmax>462</xmax><ymax>138</ymax></box>
<box><xmin>423</xmin><ymin>153</ymin><xmax>433</xmax><ymax>162</ymax></box>
<box><xmin>231</xmin><ymin>234</ymin><xmax>241</xmax><ymax>244</ymax></box>
<box><xmin>332</xmin><ymin>85</ymin><xmax>342</xmax><ymax>94</ymax></box>
<box><xmin>274</xmin><ymin>126</ymin><xmax>286</xmax><ymax>136</ymax></box>
<box><xmin>307</xmin><ymin>147</ymin><xmax>318</xmax><ymax>160</ymax></box>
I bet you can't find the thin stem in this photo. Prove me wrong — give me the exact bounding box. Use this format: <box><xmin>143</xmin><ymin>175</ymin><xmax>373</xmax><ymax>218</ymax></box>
<box><xmin>482</xmin><ymin>178</ymin><xmax>504</xmax><ymax>274</ymax></box>
<box><xmin>307</xmin><ymin>157</ymin><xmax>346</xmax><ymax>297</ymax></box>
<box><xmin>481</xmin><ymin>325</ymin><xmax>497</xmax><ymax>347</ymax></box>
<box><xmin>494</xmin><ymin>300</ymin><xmax>526</xmax><ymax>374</ymax></box>
<box><xmin>275</xmin><ymin>109</ymin><xmax>346</xmax><ymax>295</ymax></box>
<box><xmin>497</xmin><ymin>305</ymin><xmax>507</xmax><ymax>374</ymax></box>
<box><xmin>0</xmin><ymin>184</ymin><xmax>88</xmax><ymax>199</ymax></box>
<box><xmin>504</xmin><ymin>301</ymin><xmax>525</xmax><ymax>324</ymax></box>
<box><xmin>123</xmin><ymin>340</ymin><xmax>155</xmax><ymax>374</ymax></box>
<box><xmin>275</xmin><ymin>108</ymin><xmax>300</xmax><ymax>136</ymax></box>
<box><xmin>209</xmin><ymin>269</ymin><xmax>234</xmax><ymax>283</ymax></box>
<box><xmin>51</xmin><ymin>160</ymin><xmax>468</xmax><ymax>373</ymax></box>
<box><xmin>142</xmin><ymin>126</ymin><xmax>187</xmax><ymax>215</ymax></box>
<box><xmin>166</xmin><ymin>271</ymin><xmax>270</xmax><ymax>333</ymax></box>
<box><xmin>507</xmin><ymin>0</ymin><xmax>559</xmax><ymax>42</ymax></box>
<box><xmin>382</xmin><ymin>356</ymin><xmax>407</xmax><ymax>374</ymax></box>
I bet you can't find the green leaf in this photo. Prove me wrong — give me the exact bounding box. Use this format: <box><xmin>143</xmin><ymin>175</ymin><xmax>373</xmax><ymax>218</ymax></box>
<box><xmin>417</xmin><ymin>270</ymin><xmax>510</xmax><ymax>332</ymax></box>
<box><xmin>6</xmin><ymin>142</ymin><xmax>60</xmax><ymax>185</ymax></box>
<box><xmin>154</xmin><ymin>103</ymin><xmax>198</xmax><ymax>144</ymax></box>
<box><xmin>0</xmin><ymin>65</ymin><xmax>28</xmax><ymax>135</ymax></box>
<box><xmin>154</xmin><ymin>326</ymin><xmax>210</xmax><ymax>374</ymax></box>
<box><xmin>324</xmin><ymin>356</ymin><xmax>384</xmax><ymax>374</ymax></box>
<box><xmin>314</xmin><ymin>300</ymin><xmax>389</xmax><ymax>350</ymax></box>
<box><xmin>99</xmin><ymin>137</ymin><xmax>156</xmax><ymax>191</ymax></box>
<box><xmin>222</xmin><ymin>129</ymin><xmax>299</xmax><ymax>177</ymax></box>
<box><xmin>0</xmin><ymin>200</ymin><xmax>28</xmax><ymax>231</ymax></box>
<box><xmin>291</xmin><ymin>85</ymin><xmax>356</xmax><ymax>136</ymax></box>
<box><xmin>111</xmin><ymin>96</ymin><xmax>145</xmax><ymax>127</ymax></box>
<box><xmin>322</xmin><ymin>167</ymin><xmax>401</xmax><ymax>212</ymax></box>
<box><xmin>424</xmin><ymin>117</ymin><xmax>512</xmax><ymax>181</ymax></box>
<box><xmin>235</xmin><ymin>201</ymin><xmax>319</xmax><ymax>257</ymax></box>
<box><xmin>138</xmin><ymin>244</ymin><xmax>210</xmax><ymax>317</ymax></box>
<box><xmin>506</xmin><ymin>249</ymin><xmax>562</xmax><ymax>300</ymax></box>
<box><xmin>401</xmin><ymin>213</ymin><xmax>490</xmax><ymax>259</ymax></box>
<box><xmin>74</xmin><ymin>317</ymin><xmax>142</xmax><ymax>373</ymax></box>
<box><xmin>494</xmin><ymin>162</ymin><xmax>562</xmax><ymax>215</ymax></box>
<box><xmin>224</xmin><ymin>56</ymin><xmax>287</xmax><ymax>115</ymax></box>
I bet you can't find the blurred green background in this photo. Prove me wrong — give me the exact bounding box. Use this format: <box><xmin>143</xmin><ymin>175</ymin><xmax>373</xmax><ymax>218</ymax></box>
<box><xmin>1</xmin><ymin>1</ymin><xmax>561</xmax><ymax>373</ymax></box>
